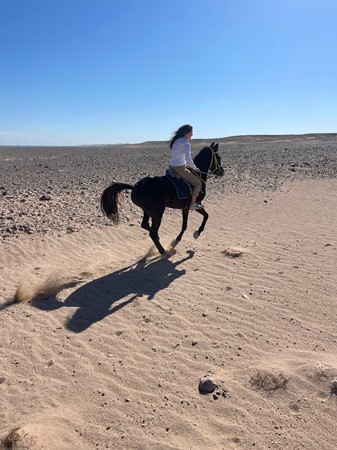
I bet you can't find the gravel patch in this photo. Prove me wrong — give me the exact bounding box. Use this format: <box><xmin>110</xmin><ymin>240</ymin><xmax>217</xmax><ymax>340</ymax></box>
<box><xmin>1</xmin><ymin>134</ymin><xmax>337</xmax><ymax>239</ymax></box>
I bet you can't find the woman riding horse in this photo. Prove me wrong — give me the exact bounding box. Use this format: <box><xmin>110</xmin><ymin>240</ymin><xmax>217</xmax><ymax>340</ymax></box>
<box><xmin>101</xmin><ymin>142</ymin><xmax>224</xmax><ymax>255</ymax></box>
<box><xmin>169</xmin><ymin>124</ymin><xmax>203</xmax><ymax>210</ymax></box>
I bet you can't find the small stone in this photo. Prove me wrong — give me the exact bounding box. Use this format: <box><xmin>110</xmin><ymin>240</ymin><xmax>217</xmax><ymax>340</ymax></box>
<box><xmin>39</xmin><ymin>194</ymin><xmax>51</xmax><ymax>201</ymax></box>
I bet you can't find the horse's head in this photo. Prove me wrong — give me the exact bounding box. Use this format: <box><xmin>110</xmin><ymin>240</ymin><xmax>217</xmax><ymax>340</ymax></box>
<box><xmin>194</xmin><ymin>142</ymin><xmax>224</xmax><ymax>177</ymax></box>
<box><xmin>208</xmin><ymin>142</ymin><xmax>224</xmax><ymax>176</ymax></box>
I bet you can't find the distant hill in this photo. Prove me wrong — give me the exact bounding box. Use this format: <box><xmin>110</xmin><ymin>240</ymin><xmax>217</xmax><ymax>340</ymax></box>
<box><xmin>93</xmin><ymin>133</ymin><xmax>337</xmax><ymax>148</ymax></box>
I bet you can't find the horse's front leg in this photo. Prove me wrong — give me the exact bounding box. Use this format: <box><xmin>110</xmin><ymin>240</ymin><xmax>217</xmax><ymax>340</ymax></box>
<box><xmin>193</xmin><ymin>209</ymin><xmax>209</xmax><ymax>239</ymax></box>
<box><xmin>172</xmin><ymin>208</ymin><xmax>189</xmax><ymax>247</ymax></box>
<box><xmin>141</xmin><ymin>211</ymin><xmax>151</xmax><ymax>231</ymax></box>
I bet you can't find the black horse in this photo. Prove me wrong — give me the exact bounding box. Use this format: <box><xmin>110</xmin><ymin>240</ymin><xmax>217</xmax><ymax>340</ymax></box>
<box><xmin>101</xmin><ymin>142</ymin><xmax>224</xmax><ymax>255</ymax></box>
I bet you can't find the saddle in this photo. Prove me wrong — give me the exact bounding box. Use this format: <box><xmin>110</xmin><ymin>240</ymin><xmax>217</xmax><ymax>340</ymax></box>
<box><xmin>165</xmin><ymin>168</ymin><xmax>192</xmax><ymax>200</ymax></box>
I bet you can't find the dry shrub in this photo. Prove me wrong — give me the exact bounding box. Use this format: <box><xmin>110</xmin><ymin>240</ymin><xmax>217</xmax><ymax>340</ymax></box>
<box><xmin>250</xmin><ymin>369</ymin><xmax>288</xmax><ymax>393</ymax></box>
<box><xmin>1</xmin><ymin>427</ymin><xmax>39</xmax><ymax>449</ymax></box>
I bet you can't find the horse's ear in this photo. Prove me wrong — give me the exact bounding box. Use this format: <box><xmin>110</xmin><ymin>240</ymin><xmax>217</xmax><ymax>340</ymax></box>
<box><xmin>210</xmin><ymin>142</ymin><xmax>215</xmax><ymax>149</ymax></box>
<box><xmin>214</xmin><ymin>143</ymin><xmax>219</xmax><ymax>152</ymax></box>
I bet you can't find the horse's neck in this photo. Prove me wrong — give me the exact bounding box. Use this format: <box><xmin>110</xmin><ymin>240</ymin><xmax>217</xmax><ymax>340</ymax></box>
<box><xmin>194</xmin><ymin>155</ymin><xmax>209</xmax><ymax>184</ymax></box>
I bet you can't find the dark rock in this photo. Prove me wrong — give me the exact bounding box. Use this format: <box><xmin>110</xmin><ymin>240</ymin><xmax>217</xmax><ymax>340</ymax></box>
<box><xmin>39</xmin><ymin>194</ymin><xmax>52</xmax><ymax>201</ymax></box>
<box><xmin>199</xmin><ymin>376</ymin><xmax>217</xmax><ymax>394</ymax></box>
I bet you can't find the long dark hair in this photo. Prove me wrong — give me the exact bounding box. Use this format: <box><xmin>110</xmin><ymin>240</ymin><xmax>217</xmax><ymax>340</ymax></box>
<box><xmin>169</xmin><ymin>124</ymin><xmax>193</xmax><ymax>149</ymax></box>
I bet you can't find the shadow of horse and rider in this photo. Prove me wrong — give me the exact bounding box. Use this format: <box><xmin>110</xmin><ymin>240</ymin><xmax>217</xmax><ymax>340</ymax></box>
<box><xmin>28</xmin><ymin>142</ymin><xmax>224</xmax><ymax>327</ymax></box>
<box><xmin>31</xmin><ymin>251</ymin><xmax>194</xmax><ymax>333</ymax></box>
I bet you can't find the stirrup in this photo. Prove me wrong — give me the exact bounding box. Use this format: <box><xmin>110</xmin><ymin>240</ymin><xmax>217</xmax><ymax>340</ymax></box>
<box><xmin>190</xmin><ymin>203</ymin><xmax>203</xmax><ymax>210</ymax></box>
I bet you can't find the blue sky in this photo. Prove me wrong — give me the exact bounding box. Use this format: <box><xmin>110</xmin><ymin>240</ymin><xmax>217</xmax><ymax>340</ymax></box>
<box><xmin>1</xmin><ymin>0</ymin><xmax>336</xmax><ymax>145</ymax></box>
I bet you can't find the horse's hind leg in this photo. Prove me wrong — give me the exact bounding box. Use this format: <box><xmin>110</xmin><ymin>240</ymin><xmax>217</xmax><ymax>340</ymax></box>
<box><xmin>193</xmin><ymin>209</ymin><xmax>209</xmax><ymax>239</ymax></box>
<box><xmin>172</xmin><ymin>208</ymin><xmax>189</xmax><ymax>247</ymax></box>
<box><xmin>141</xmin><ymin>211</ymin><xmax>151</xmax><ymax>231</ymax></box>
<box><xmin>149</xmin><ymin>213</ymin><xmax>166</xmax><ymax>255</ymax></box>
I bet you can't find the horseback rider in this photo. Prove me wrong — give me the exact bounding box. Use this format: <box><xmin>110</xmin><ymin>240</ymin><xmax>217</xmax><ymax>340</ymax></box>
<box><xmin>168</xmin><ymin>124</ymin><xmax>203</xmax><ymax>210</ymax></box>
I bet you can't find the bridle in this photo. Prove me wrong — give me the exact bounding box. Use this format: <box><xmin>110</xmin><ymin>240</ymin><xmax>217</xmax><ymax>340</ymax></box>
<box><xmin>197</xmin><ymin>148</ymin><xmax>223</xmax><ymax>177</ymax></box>
<box><xmin>208</xmin><ymin>149</ymin><xmax>222</xmax><ymax>174</ymax></box>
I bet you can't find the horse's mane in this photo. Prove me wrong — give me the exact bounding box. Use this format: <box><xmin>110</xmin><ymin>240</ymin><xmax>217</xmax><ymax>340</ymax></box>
<box><xmin>194</xmin><ymin>146</ymin><xmax>212</xmax><ymax>166</ymax></box>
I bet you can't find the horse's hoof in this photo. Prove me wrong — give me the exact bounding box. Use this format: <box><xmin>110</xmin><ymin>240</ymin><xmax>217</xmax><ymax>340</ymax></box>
<box><xmin>163</xmin><ymin>248</ymin><xmax>176</xmax><ymax>259</ymax></box>
<box><xmin>193</xmin><ymin>231</ymin><xmax>200</xmax><ymax>239</ymax></box>
<box><xmin>171</xmin><ymin>239</ymin><xmax>178</xmax><ymax>248</ymax></box>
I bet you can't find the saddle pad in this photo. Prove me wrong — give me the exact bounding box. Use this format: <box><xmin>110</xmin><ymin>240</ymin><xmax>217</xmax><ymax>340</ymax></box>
<box><xmin>165</xmin><ymin>169</ymin><xmax>192</xmax><ymax>200</ymax></box>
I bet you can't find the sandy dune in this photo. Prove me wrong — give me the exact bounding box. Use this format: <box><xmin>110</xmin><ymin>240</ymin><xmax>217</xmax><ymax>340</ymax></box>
<box><xmin>1</xmin><ymin>136</ymin><xmax>337</xmax><ymax>449</ymax></box>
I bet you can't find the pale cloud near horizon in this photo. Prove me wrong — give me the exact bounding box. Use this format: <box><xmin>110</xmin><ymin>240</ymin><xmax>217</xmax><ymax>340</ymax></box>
<box><xmin>0</xmin><ymin>131</ymin><xmax>33</xmax><ymax>144</ymax></box>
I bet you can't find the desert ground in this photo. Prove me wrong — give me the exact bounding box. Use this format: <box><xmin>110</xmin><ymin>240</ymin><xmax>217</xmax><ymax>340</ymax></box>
<box><xmin>0</xmin><ymin>134</ymin><xmax>337</xmax><ymax>449</ymax></box>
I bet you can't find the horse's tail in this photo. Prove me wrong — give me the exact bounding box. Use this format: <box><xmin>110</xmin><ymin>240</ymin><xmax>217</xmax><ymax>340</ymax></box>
<box><xmin>100</xmin><ymin>182</ymin><xmax>134</xmax><ymax>224</ymax></box>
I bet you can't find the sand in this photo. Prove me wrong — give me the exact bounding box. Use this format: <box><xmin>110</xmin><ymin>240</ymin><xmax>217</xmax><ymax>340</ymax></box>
<box><xmin>1</xmin><ymin>135</ymin><xmax>337</xmax><ymax>449</ymax></box>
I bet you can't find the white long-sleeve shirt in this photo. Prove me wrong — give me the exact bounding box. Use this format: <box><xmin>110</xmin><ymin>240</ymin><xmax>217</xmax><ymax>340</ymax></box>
<box><xmin>169</xmin><ymin>137</ymin><xmax>198</xmax><ymax>170</ymax></box>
